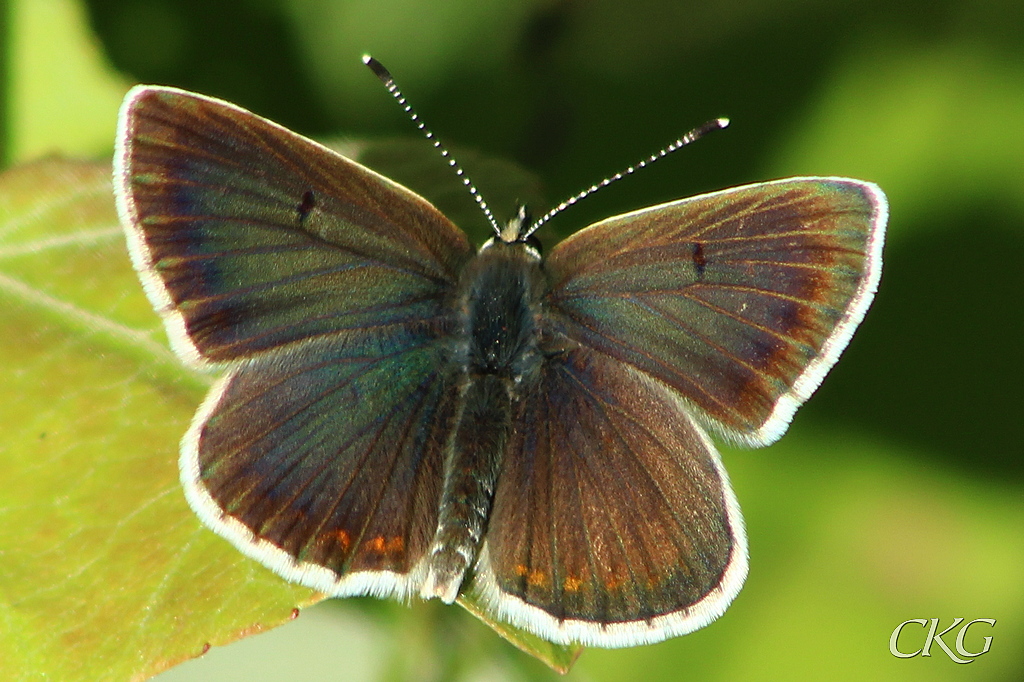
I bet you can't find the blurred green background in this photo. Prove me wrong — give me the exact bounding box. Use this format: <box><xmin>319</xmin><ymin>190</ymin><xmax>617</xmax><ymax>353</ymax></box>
<box><xmin>2</xmin><ymin>0</ymin><xmax>1022</xmax><ymax>680</ymax></box>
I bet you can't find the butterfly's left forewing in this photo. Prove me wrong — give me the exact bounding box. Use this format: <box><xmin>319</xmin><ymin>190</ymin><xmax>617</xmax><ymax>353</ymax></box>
<box><xmin>115</xmin><ymin>86</ymin><xmax>472</xmax><ymax>366</ymax></box>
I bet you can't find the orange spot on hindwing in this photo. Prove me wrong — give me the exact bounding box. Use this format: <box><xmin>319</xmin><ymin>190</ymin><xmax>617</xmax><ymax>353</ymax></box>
<box><xmin>563</xmin><ymin>575</ymin><xmax>583</xmax><ymax>592</ymax></box>
<box><xmin>363</xmin><ymin>535</ymin><xmax>405</xmax><ymax>556</ymax></box>
<box><xmin>527</xmin><ymin>569</ymin><xmax>547</xmax><ymax>587</ymax></box>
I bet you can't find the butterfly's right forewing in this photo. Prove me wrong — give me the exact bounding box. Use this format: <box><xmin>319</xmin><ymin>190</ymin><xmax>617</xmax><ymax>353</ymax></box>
<box><xmin>542</xmin><ymin>178</ymin><xmax>885</xmax><ymax>445</ymax></box>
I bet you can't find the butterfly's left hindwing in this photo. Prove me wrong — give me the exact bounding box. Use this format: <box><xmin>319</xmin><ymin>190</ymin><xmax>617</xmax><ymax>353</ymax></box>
<box><xmin>183</xmin><ymin>336</ymin><xmax>462</xmax><ymax>598</ymax></box>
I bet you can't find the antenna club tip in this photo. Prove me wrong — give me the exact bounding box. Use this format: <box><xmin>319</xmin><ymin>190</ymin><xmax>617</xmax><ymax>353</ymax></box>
<box><xmin>362</xmin><ymin>54</ymin><xmax>393</xmax><ymax>83</ymax></box>
<box><xmin>717</xmin><ymin>117</ymin><xmax>730</xmax><ymax>128</ymax></box>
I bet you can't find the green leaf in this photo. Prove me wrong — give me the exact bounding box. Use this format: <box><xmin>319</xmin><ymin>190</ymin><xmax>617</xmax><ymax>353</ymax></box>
<box><xmin>458</xmin><ymin>593</ymin><xmax>583</xmax><ymax>675</ymax></box>
<box><xmin>8</xmin><ymin>0</ymin><xmax>130</xmax><ymax>163</ymax></box>
<box><xmin>327</xmin><ymin>136</ymin><xmax>547</xmax><ymax>244</ymax></box>
<box><xmin>0</xmin><ymin>158</ymin><xmax>322</xmax><ymax>681</ymax></box>
<box><xmin>0</xmin><ymin>146</ymin><xmax>577</xmax><ymax>680</ymax></box>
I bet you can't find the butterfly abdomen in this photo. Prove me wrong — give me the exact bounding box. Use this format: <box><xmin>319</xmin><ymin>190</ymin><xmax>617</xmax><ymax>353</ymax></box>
<box><xmin>422</xmin><ymin>374</ymin><xmax>510</xmax><ymax>601</ymax></box>
<box><xmin>421</xmin><ymin>241</ymin><xmax>547</xmax><ymax>602</ymax></box>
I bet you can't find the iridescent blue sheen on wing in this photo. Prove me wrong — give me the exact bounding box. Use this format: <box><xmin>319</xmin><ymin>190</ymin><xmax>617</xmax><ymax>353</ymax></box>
<box><xmin>544</xmin><ymin>179</ymin><xmax>884</xmax><ymax>443</ymax></box>
<box><xmin>119</xmin><ymin>88</ymin><xmax>472</xmax><ymax>363</ymax></box>
<box><xmin>189</xmin><ymin>333</ymin><xmax>461</xmax><ymax>581</ymax></box>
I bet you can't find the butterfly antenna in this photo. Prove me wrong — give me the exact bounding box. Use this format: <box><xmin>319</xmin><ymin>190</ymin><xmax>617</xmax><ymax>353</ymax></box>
<box><xmin>363</xmin><ymin>55</ymin><xmax>502</xmax><ymax>237</ymax></box>
<box><xmin>523</xmin><ymin>117</ymin><xmax>730</xmax><ymax>239</ymax></box>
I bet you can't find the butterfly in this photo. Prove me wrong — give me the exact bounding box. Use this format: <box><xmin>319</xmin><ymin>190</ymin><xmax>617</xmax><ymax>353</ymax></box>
<box><xmin>113</xmin><ymin>61</ymin><xmax>886</xmax><ymax>648</ymax></box>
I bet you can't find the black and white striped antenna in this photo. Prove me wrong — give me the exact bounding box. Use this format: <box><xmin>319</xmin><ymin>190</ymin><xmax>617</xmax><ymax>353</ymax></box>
<box><xmin>522</xmin><ymin>117</ymin><xmax>729</xmax><ymax>239</ymax></box>
<box><xmin>365</xmin><ymin>54</ymin><xmax>729</xmax><ymax>241</ymax></box>
<box><xmin>363</xmin><ymin>55</ymin><xmax>502</xmax><ymax>237</ymax></box>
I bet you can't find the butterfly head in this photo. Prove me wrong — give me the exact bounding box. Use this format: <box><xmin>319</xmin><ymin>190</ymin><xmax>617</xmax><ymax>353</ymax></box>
<box><xmin>491</xmin><ymin>205</ymin><xmax>542</xmax><ymax>257</ymax></box>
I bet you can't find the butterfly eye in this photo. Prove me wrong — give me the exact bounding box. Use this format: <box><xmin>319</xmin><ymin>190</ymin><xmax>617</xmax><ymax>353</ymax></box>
<box><xmin>522</xmin><ymin>233</ymin><xmax>543</xmax><ymax>254</ymax></box>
